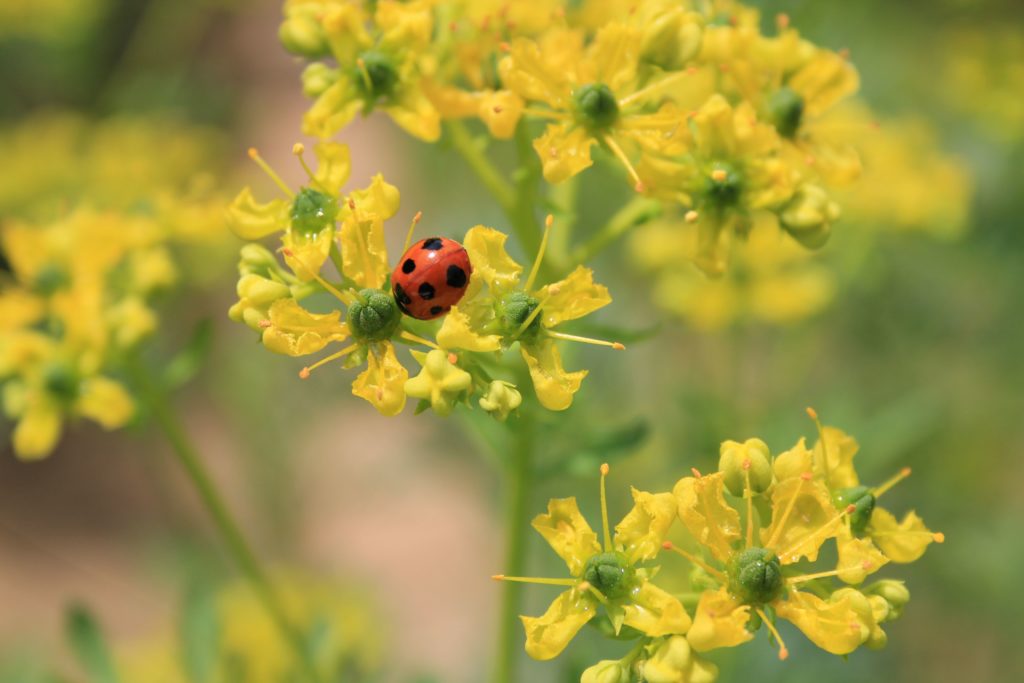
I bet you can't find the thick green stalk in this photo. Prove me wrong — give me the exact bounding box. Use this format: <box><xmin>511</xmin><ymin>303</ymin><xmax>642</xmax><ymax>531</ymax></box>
<box><xmin>129</xmin><ymin>360</ymin><xmax>322</xmax><ymax>683</ymax></box>
<box><xmin>492</xmin><ymin>415</ymin><xmax>534</xmax><ymax>683</ymax></box>
<box><xmin>446</xmin><ymin>120</ymin><xmax>517</xmax><ymax>215</ymax></box>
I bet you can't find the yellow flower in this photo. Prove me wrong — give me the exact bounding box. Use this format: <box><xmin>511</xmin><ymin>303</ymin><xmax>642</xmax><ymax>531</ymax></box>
<box><xmin>296</xmin><ymin>0</ymin><xmax>440</xmax><ymax>141</ymax></box>
<box><xmin>640</xmin><ymin>635</ymin><xmax>719</xmax><ymax>683</ymax></box>
<box><xmin>500</xmin><ymin>23</ymin><xmax>690</xmax><ymax>188</ymax></box>
<box><xmin>495</xmin><ymin>465</ymin><xmax>690</xmax><ymax>661</ymax></box>
<box><xmin>804</xmin><ymin>415</ymin><xmax>944</xmax><ymax>570</ymax></box>
<box><xmin>226</xmin><ymin>143</ymin><xmax>351</xmax><ymax>281</ymax></box>
<box><xmin>478</xmin><ymin>380</ymin><xmax>522</xmax><ymax>421</ymax></box>
<box><xmin>638</xmin><ymin>94</ymin><xmax>797</xmax><ymax>275</ymax></box>
<box><xmin>404</xmin><ymin>349</ymin><xmax>473</xmax><ymax>417</ymax></box>
<box><xmin>437</xmin><ymin>220</ymin><xmax>620</xmax><ymax>410</ymax></box>
<box><xmin>671</xmin><ymin>467</ymin><xmax>873</xmax><ymax>659</ymax></box>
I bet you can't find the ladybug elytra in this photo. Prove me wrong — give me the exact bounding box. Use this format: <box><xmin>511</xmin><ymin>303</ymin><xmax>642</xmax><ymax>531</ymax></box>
<box><xmin>391</xmin><ymin>237</ymin><xmax>472</xmax><ymax>320</ymax></box>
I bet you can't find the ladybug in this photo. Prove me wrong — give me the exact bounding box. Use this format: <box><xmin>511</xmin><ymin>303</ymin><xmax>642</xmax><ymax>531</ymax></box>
<box><xmin>391</xmin><ymin>237</ymin><xmax>472</xmax><ymax>320</ymax></box>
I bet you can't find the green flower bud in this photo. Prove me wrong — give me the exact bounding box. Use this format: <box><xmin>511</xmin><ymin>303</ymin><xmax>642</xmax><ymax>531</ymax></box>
<box><xmin>355</xmin><ymin>50</ymin><xmax>399</xmax><ymax>103</ymax></box>
<box><xmin>479</xmin><ymin>380</ymin><xmax>522</xmax><ymax>422</ymax></box>
<box><xmin>290</xmin><ymin>187</ymin><xmax>339</xmax><ymax>237</ymax></box>
<box><xmin>347</xmin><ymin>289</ymin><xmax>401</xmax><ymax>343</ymax></box>
<box><xmin>583</xmin><ymin>551</ymin><xmax>632</xmax><ymax>600</ymax></box>
<box><xmin>301</xmin><ymin>63</ymin><xmax>338</xmax><ymax>98</ymax></box>
<box><xmin>279</xmin><ymin>10</ymin><xmax>329</xmax><ymax>58</ymax></box>
<box><xmin>832</xmin><ymin>485</ymin><xmax>876</xmax><ymax>536</ymax></box>
<box><xmin>779</xmin><ymin>184</ymin><xmax>839</xmax><ymax>249</ymax></box>
<box><xmin>581</xmin><ymin>659</ymin><xmax>631</xmax><ymax>683</ymax></box>
<box><xmin>767</xmin><ymin>87</ymin><xmax>805</xmax><ymax>139</ymax></box>
<box><xmin>640</xmin><ymin>9</ymin><xmax>703</xmax><ymax>70</ymax></box>
<box><xmin>497</xmin><ymin>291</ymin><xmax>541</xmax><ymax>341</ymax></box>
<box><xmin>728</xmin><ymin>547</ymin><xmax>783</xmax><ymax>605</ymax></box>
<box><xmin>866</xmin><ymin>580</ymin><xmax>910</xmax><ymax>620</ymax></box>
<box><xmin>718</xmin><ymin>438</ymin><xmax>772</xmax><ymax>497</ymax></box>
<box><xmin>237</xmin><ymin>274</ymin><xmax>291</xmax><ymax>306</ymax></box>
<box><xmin>238</xmin><ymin>244</ymin><xmax>280</xmax><ymax>277</ymax></box>
<box><xmin>573</xmin><ymin>83</ymin><xmax>620</xmax><ymax>131</ymax></box>
<box><xmin>641</xmin><ymin>636</ymin><xmax>718</xmax><ymax>683</ymax></box>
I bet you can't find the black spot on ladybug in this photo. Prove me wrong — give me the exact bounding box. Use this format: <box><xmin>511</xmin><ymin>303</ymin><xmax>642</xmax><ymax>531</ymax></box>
<box><xmin>401</xmin><ymin>258</ymin><xmax>416</xmax><ymax>274</ymax></box>
<box><xmin>418</xmin><ymin>282</ymin><xmax>436</xmax><ymax>300</ymax></box>
<box><xmin>421</xmin><ymin>237</ymin><xmax>444</xmax><ymax>250</ymax></box>
<box><xmin>430</xmin><ymin>305</ymin><xmax>444</xmax><ymax>316</ymax></box>
<box><xmin>394</xmin><ymin>283</ymin><xmax>412</xmax><ymax>306</ymax></box>
<box><xmin>446</xmin><ymin>264</ymin><xmax>467</xmax><ymax>288</ymax></box>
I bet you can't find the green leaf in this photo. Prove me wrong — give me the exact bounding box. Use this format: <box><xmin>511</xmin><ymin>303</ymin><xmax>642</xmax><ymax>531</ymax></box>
<box><xmin>64</xmin><ymin>604</ymin><xmax>121</xmax><ymax>683</ymax></box>
<box><xmin>162</xmin><ymin>319</ymin><xmax>214</xmax><ymax>390</ymax></box>
<box><xmin>179</xmin><ymin>586</ymin><xmax>220</xmax><ymax>683</ymax></box>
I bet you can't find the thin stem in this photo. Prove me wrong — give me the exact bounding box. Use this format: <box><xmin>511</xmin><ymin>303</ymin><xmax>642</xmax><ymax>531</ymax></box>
<box><xmin>571</xmin><ymin>197</ymin><xmax>663</xmax><ymax>266</ymax></box>
<box><xmin>446</xmin><ymin>120</ymin><xmax>517</xmax><ymax>215</ymax></box>
<box><xmin>127</xmin><ymin>358</ymin><xmax>322</xmax><ymax>683</ymax></box>
<box><xmin>492</xmin><ymin>413</ymin><xmax>535</xmax><ymax>683</ymax></box>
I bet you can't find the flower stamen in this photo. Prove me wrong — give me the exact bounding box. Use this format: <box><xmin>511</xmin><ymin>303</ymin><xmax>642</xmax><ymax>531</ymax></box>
<box><xmin>491</xmin><ymin>575</ymin><xmax>578</xmax><ymax>586</ymax></box>
<box><xmin>546</xmin><ymin>331</ymin><xmax>625</xmax><ymax>350</ymax></box>
<box><xmin>403</xmin><ymin>210</ymin><xmax>423</xmax><ymax>253</ymax></box>
<box><xmin>524</xmin><ymin>214</ymin><xmax>554</xmax><ymax>292</ymax></box>
<box><xmin>662</xmin><ymin>541</ymin><xmax>728</xmax><ymax>582</ymax></box>
<box><xmin>756</xmin><ymin>608</ymin><xmax>789</xmax><ymax>660</ymax></box>
<box><xmin>248</xmin><ymin>147</ymin><xmax>295</xmax><ymax>199</ymax></box>
<box><xmin>601</xmin><ymin>134</ymin><xmax>645</xmax><ymax>193</ymax></box>
<box><xmin>280</xmin><ymin>247</ymin><xmax>358</xmax><ymax>306</ymax></box>
<box><xmin>599</xmin><ymin>463</ymin><xmax>612</xmax><ymax>551</ymax></box>
<box><xmin>806</xmin><ymin>406</ymin><xmax>832</xmax><ymax>487</ymax></box>
<box><xmin>300</xmin><ymin>344</ymin><xmax>358</xmax><ymax>378</ymax></box>
<box><xmin>872</xmin><ymin>467</ymin><xmax>912</xmax><ymax>498</ymax></box>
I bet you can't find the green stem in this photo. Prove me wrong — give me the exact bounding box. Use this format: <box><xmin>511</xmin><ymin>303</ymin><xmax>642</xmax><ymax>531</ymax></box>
<box><xmin>128</xmin><ymin>359</ymin><xmax>322</xmax><ymax>683</ymax></box>
<box><xmin>493</xmin><ymin>414</ymin><xmax>535</xmax><ymax>683</ymax></box>
<box><xmin>571</xmin><ymin>197</ymin><xmax>663</xmax><ymax>266</ymax></box>
<box><xmin>446</xmin><ymin>120</ymin><xmax>517</xmax><ymax>215</ymax></box>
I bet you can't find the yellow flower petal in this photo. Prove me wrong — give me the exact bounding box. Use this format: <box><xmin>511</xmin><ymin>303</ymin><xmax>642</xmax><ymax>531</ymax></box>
<box><xmin>462</xmin><ymin>225</ymin><xmax>523</xmax><ymax>291</ymax></box>
<box><xmin>347</xmin><ymin>173</ymin><xmax>401</xmax><ymax>221</ymax></box>
<box><xmin>531</xmin><ymin>497</ymin><xmax>601</xmax><ymax>577</ymax></box>
<box><xmin>500</xmin><ymin>37</ymin><xmax>574</xmax><ymax>109</ymax></box>
<box><xmin>836</xmin><ymin>526</ymin><xmax>889</xmax><ymax>585</ymax></box>
<box><xmin>686</xmin><ymin>587</ymin><xmax>754</xmax><ymax>653</ymax></box>
<box><xmin>613</xmin><ymin>488</ymin><xmax>677</xmax><ymax>565</ymax></box>
<box><xmin>478</xmin><ymin>90</ymin><xmax>525</xmax><ymax>140</ymax></box>
<box><xmin>282</xmin><ymin>228</ymin><xmax>334</xmax><ymax>282</ymax></box>
<box><xmin>672</xmin><ymin>472</ymin><xmax>741</xmax><ymax>564</ymax></box>
<box><xmin>75</xmin><ymin>376</ymin><xmax>134</xmax><ymax>429</ymax></box>
<box><xmin>312</xmin><ymin>141</ymin><xmax>351</xmax><ymax>195</ymax></box>
<box><xmin>535</xmin><ymin>266</ymin><xmax>612</xmax><ymax>327</ymax></box>
<box><xmin>813</xmin><ymin>426</ymin><xmax>860</xmax><ymax>488</ymax></box>
<box><xmin>788</xmin><ymin>50</ymin><xmax>860</xmax><ymax>118</ymax></box>
<box><xmin>12</xmin><ymin>399</ymin><xmax>62</xmax><ymax>461</ymax></box>
<box><xmin>621</xmin><ymin>581</ymin><xmax>692</xmax><ymax>637</ymax></box>
<box><xmin>534</xmin><ymin>123</ymin><xmax>596</xmax><ymax>184</ymax></box>
<box><xmin>261</xmin><ymin>299</ymin><xmax>349</xmax><ymax>357</ymax></box>
<box><xmin>586</xmin><ymin>23</ymin><xmax>640</xmax><ymax>92</ymax></box>
<box><xmin>384</xmin><ymin>85</ymin><xmax>441</xmax><ymax>142</ymax></box>
<box><xmin>225</xmin><ymin>188</ymin><xmax>290</xmax><ymax>240</ymax></box>
<box><xmin>522</xmin><ymin>588</ymin><xmax>596</xmax><ymax>661</ymax></box>
<box><xmin>340</xmin><ymin>216</ymin><xmax>388</xmax><ymax>290</ymax></box>
<box><xmin>436</xmin><ymin>304</ymin><xmax>502</xmax><ymax>352</ymax></box>
<box><xmin>775</xmin><ymin>589</ymin><xmax>865</xmax><ymax>655</ymax></box>
<box><xmin>520</xmin><ymin>339</ymin><xmax>587</xmax><ymax>411</ymax></box>
<box><xmin>867</xmin><ymin>508</ymin><xmax>938</xmax><ymax>563</ymax></box>
<box><xmin>642</xmin><ymin>635</ymin><xmax>719</xmax><ymax>683</ymax></box>
<box><xmin>760</xmin><ymin>476</ymin><xmax>837</xmax><ymax>564</ymax></box>
<box><xmin>302</xmin><ymin>78</ymin><xmax>362</xmax><ymax>139</ymax></box>
<box><xmin>351</xmin><ymin>343</ymin><xmax>408</xmax><ymax>416</ymax></box>
<box><xmin>403</xmin><ymin>349</ymin><xmax>472</xmax><ymax>417</ymax></box>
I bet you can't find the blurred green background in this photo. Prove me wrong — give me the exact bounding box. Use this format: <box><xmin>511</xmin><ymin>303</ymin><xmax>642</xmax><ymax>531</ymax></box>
<box><xmin>0</xmin><ymin>0</ymin><xmax>1021</xmax><ymax>682</ymax></box>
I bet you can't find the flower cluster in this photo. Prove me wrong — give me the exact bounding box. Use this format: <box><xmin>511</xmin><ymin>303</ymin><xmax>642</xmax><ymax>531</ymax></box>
<box><xmin>280</xmin><ymin>0</ymin><xmax>863</xmax><ymax>278</ymax></box>
<box><xmin>0</xmin><ymin>114</ymin><xmax>228</xmax><ymax>459</ymax></box>
<box><xmin>226</xmin><ymin>143</ymin><xmax>621</xmax><ymax>416</ymax></box>
<box><xmin>497</xmin><ymin>410</ymin><xmax>942</xmax><ymax>681</ymax></box>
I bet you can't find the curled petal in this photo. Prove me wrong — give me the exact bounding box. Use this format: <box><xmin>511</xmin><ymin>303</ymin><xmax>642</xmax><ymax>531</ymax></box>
<box><xmin>642</xmin><ymin>636</ymin><xmax>719</xmax><ymax>683</ymax></box>
<box><xmin>531</xmin><ymin>497</ymin><xmax>601</xmax><ymax>576</ymax></box>
<box><xmin>479</xmin><ymin>90</ymin><xmax>525</xmax><ymax>140</ymax></box>
<box><xmin>687</xmin><ymin>587</ymin><xmax>753</xmax><ymax>652</ymax></box>
<box><xmin>813</xmin><ymin>426</ymin><xmax>860</xmax><ymax>488</ymax></box>
<box><xmin>760</xmin><ymin>476</ymin><xmax>837</xmax><ymax>564</ymax></box>
<box><xmin>347</xmin><ymin>173</ymin><xmax>401</xmax><ymax>221</ymax></box>
<box><xmin>282</xmin><ymin>228</ymin><xmax>334</xmax><ymax>282</ymax></box>
<box><xmin>312</xmin><ymin>141</ymin><xmax>351</xmax><ymax>195</ymax></box>
<box><xmin>352</xmin><ymin>343</ymin><xmax>408</xmax><ymax>416</ymax></box>
<box><xmin>788</xmin><ymin>51</ymin><xmax>860</xmax><ymax>117</ymax></box>
<box><xmin>867</xmin><ymin>508</ymin><xmax>938</xmax><ymax>563</ymax></box>
<box><xmin>773</xmin><ymin>437</ymin><xmax>813</xmax><ymax>482</ymax></box>
<box><xmin>340</xmin><ymin>214</ymin><xmax>389</xmax><ymax>290</ymax></box>
<box><xmin>535</xmin><ymin>266</ymin><xmax>611</xmax><ymax>327</ymax></box>
<box><xmin>533</xmin><ymin>123</ymin><xmax>596</xmax><ymax>184</ymax></box>
<box><xmin>500</xmin><ymin>37</ymin><xmax>574</xmax><ymax>109</ymax></box>
<box><xmin>836</xmin><ymin>526</ymin><xmax>889</xmax><ymax>584</ymax></box>
<box><xmin>614</xmin><ymin>489</ymin><xmax>678</xmax><ymax>565</ymax></box>
<box><xmin>436</xmin><ymin>304</ymin><xmax>501</xmax><ymax>352</ymax></box>
<box><xmin>585</xmin><ymin>23</ymin><xmax>640</xmax><ymax>92</ymax></box>
<box><xmin>261</xmin><ymin>299</ymin><xmax>349</xmax><ymax>357</ymax></box>
<box><xmin>225</xmin><ymin>188</ymin><xmax>289</xmax><ymax>240</ymax></box>
<box><xmin>672</xmin><ymin>472</ymin><xmax>741</xmax><ymax>564</ymax></box>
<box><xmin>776</xmin><ymin>589</ymin><xmax>865</xmax><ymax>655</ymax></box>
<box><xmin>520</xmin><ymin>339</ymin><xmax>586</xmax><ymax>411</ymax></box>
<box><xmin>521</xmin><ymin>588</ymin><xmax>596</xmax><ymax>661</ymax></box>
<box><xmin>462</xmin><ymin>226</ymin><xmax>523</xmax><ymax>292</ymax></box>
<box><xmin>621</xmin><ymin>581</ymin><xmax>691</xmax><ymax>637</ymax></box>
<box><xmin>302</xmin><ymin>79</ymin><xmax>362</xmax><ymax>139</ymax></box>
<box><xmin>385</xmin><ymin>86</ymin><xmax>441</xmax><ymax>142</ymax></box>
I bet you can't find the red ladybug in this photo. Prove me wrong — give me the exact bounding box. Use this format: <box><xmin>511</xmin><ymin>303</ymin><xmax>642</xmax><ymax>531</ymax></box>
<box><xmin>391</xmin><ymin>237</ymin><xmax>472</xmax><ymax>320</ymax></box>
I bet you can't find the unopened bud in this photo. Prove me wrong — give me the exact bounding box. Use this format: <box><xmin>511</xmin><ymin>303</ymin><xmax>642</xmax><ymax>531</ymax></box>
<box><xmin>581</xmin><ymin>659</ymin><xmax>630</xmax><ymax>683</ymax></box>
<box><xmin>640</xmin><ymin>9</ymin><xmax>703</xmax><ymax>70</ymax></box>
<box><xmin>718</xmin><ymin>438</ymin><xmax>772</xmax><ymax>496</ymax></box>
<box><xmin>779</xmin><ymin>184</ymin><xmax>840</xmax><ymax>249</ymax></box>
